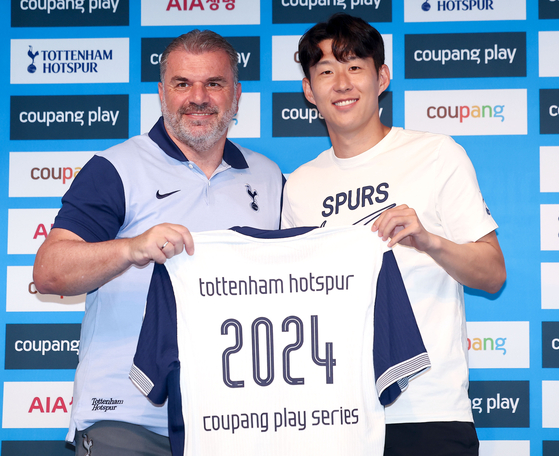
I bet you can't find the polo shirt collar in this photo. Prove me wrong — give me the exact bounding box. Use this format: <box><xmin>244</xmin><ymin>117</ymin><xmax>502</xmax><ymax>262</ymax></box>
<box><xmin>148</xmin><ymin>116</ymin><xmax>249</xmax><ymax>170</ymax></box>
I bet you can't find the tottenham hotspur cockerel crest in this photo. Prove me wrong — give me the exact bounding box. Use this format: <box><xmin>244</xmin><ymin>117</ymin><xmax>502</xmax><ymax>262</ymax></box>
<box><xmin>245</xmin><ymin>184</ymin><xmax>259</xmax><ymax>212</ymax></box>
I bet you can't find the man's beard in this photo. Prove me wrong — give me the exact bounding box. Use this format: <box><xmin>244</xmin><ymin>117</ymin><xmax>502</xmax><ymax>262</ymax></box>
<box><xmin>161</xmin><ymin>95</ymin><xmax>237</xmax><ymax>153</ymax></box>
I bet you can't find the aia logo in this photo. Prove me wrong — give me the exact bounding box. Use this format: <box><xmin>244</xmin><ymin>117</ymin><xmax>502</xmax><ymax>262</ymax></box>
<box><xmin>28</xmin><ymin>396</ymin><xmax>73</xmax><ymax>414</ymax></box>
<box><xmin>33</xmin><ymin>223</ymin><xmax>53</xmax><ymax>239</ymax></box>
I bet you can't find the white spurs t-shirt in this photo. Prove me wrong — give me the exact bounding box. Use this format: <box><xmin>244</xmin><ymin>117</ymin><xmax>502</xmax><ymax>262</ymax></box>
<box><xmin>282</xmin><ymin>128</ymin><xmax>498</xmax><ymax>425</ymax></box>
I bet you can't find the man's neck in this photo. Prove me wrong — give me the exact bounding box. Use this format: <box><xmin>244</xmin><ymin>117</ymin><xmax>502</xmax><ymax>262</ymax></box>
<box><xmin>167</xmin><ymin>129</ymin><xmax>227</xmax><ymax>179</ymax></box>
<box><xmin>329</xmin><ymin>122</ymin><xmax>391</xmax><ymax>159</ymax></box>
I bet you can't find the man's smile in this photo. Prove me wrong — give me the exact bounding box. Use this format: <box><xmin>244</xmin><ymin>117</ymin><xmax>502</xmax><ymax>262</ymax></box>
<box><xmin>334</xmin><ymin>99</ymin><xmax>358</xmax><ymax>107</ymax></box>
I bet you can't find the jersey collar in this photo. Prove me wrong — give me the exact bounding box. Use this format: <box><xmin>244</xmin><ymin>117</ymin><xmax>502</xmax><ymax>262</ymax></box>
<box><xmin>148</xmin><ymin>116</ymin><xmax>249</xmax><ymax>170</ymax></box>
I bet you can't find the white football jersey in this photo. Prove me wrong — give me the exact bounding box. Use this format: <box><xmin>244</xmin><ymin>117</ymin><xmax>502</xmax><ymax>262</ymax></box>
<box><xmin>131</xmin><ymin>225</ymin><xmax>430</xmax><ymax>456</ymax></box>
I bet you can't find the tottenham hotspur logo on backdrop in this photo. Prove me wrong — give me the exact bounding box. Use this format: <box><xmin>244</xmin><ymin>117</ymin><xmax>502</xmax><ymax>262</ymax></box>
<box><xmin>27</xmin><ymin>46</ymin><xmax>39</xmax><ymax>73</ymax></box>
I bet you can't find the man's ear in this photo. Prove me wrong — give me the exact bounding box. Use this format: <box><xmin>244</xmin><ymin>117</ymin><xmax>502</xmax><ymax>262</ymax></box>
<box><xmin>235</xmin><ymin>82</ymin><xmax>242</xmax><ymax>114</ymax></box>
<box><xmin>302</xmin><ymin>78</ymin><xmax>316</xmax><ymax>106</ymax></box>
<box><xmin>158</xmin><ymin>82</ymin><xmax>164</xmax><ymax>105</ymax></box>
<box><xmin>378</xmin><ymin>64</ymin><xmax>390</xmax><ymax>96</ymax></box>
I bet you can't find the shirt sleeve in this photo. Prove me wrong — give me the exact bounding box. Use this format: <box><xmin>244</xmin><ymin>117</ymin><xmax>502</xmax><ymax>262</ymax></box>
<box><xmin>373</xmin><ymin>251</ymin><xmax>431</xmax><ymax>406</ymax></box>
<box><xmin>130</xmin><ymin>263</ymin><xmax>179</xmax><ymax>406</ymax></box>
<box><xmin>280</xmin><ymin>179</ymin><xmax>296</xmax><ymax>229</ymax></box>
<box><xmin>435</xmin><ymin>136</ymin><xmax>498</xmax><ymax>244</ymax></box>
<box><xmin>52</xmin><ymin>155</ymin><xmax>126</xmax><ymax>242</ymax></box>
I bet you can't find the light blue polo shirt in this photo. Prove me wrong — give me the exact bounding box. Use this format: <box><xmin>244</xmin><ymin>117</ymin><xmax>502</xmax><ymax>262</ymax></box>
<box><xmin>53</xmin><ymin>117</ymin><xmax>284</xmax><ymax>441</ymax></box>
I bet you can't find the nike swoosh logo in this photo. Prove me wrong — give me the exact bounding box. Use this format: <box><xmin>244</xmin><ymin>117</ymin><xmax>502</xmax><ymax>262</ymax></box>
<box><xmin>156</xmin><ymin>190</ymin><xmax>181</xmax><ymax>199</ymax></box>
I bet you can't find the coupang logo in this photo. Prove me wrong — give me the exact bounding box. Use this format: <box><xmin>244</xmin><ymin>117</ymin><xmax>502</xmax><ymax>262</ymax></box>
<box><xmin>427</xmin><ymin>103</ymin><xmax>504</xmax><ymax>123</ymax></box>
<box><xmin>468</xmin><ymin>335</ymin><xmax>507</xmax><ymax>354</ymax></box>
<box><xmin>405</xmin><ymin>89</ymin><xmax>526</xmax><ymax>136</ymax></box>
<box><xmin>466</xmin><ymin>321</ymin><xmax>529</xmax><ymax>369</ymax></box>
<box><xmin>31</xmin><ymin>165</ymin><xmax>82</xmax><ymax>185</ymax></box>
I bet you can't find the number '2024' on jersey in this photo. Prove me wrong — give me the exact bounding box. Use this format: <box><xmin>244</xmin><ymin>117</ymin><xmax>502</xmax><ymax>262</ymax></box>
<box><xmin>130</xmin><ymin>225</ymin><xmax>431</xmax><ymax>456</ymax></box>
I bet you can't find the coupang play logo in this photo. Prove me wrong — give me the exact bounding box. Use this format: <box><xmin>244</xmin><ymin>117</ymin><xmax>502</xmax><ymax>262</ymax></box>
<box><xmin>12</xmin><ymin>0</ymin><xmax>129</xmax><ymax>27</ymax></box>
<box><xmin>404</xmin><ymin>32</ymin><xmax>526</xmax><ymax>79</ymax></box>
<box><xmin>272</xmin><ymin>0</ymin><xmax>392</xmax><ymax>24</ymax></box>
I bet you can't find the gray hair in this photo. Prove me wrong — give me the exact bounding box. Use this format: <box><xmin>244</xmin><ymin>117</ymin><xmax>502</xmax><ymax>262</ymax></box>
<box><xmin>160</xmin><ymin>29</ymin><xmax>239</xmax><ymax>84</ymax></box>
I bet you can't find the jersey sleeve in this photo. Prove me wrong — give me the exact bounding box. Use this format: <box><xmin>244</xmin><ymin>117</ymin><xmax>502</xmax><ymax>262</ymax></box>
<box><xmin>280</xmin><ymin>181</ymin><xmax>296</xmax><ymax>229</ymax></box>
<box><xmin>435</xmin><ymin>136</ymin><xmax>498</xmax><ymax>244</ymax></box>
<box><xmin>130</xmin><ymin>263</ymin><xmax>179</xmax><ymax>406</ymax></box>
<box><xmin>373</xmin><ymin>251</ymin><xmax>431</xmax><ymax>406</ymax></box>
<box><xmin>52</xmin><ymin>155</ymin><xmax>125</xmax><ymax>242</ymax></box>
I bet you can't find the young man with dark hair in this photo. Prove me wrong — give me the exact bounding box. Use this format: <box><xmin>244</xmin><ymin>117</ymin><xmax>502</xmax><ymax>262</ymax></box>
<box><xmin>282</xmin><ymin>13</ymin><xmax>506</xmax><ymax>456</ymax></box>
<box><xmin>34</xmin><ymin>30</ymin><xmax>283</xmax><ymax>456</ymax></box>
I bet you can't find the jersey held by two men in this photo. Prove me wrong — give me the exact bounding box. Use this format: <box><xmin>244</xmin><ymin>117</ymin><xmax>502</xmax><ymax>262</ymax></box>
<box><xmin>130</xmin><ymin>225</ymin><xmax>431</xmax><ymax>456</ymax></box>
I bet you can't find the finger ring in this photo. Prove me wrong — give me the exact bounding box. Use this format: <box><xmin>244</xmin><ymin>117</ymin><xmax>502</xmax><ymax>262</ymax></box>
<box><xmin>161</xmin><ymin>241</ymin><xmax>169</xmax><ymax>249</ymax></box>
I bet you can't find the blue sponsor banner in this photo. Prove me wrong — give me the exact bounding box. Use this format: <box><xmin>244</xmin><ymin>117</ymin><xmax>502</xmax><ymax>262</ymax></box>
<box><xmin>469</xmin><ymin>381</ymin><xmax>530</xmax><ymax>428</ymax></box>
<box><xmin>10</xmin><ymin>95</ymin><xmax>129</xmax><ymax>140</ymax></box>
<box><xmin>543</xmin><ymin>441</ymin><xmax>559</xmax><ymax>456</ymax></box>
<box><xmin>11</xmin><ymin>0</ymin><xmax>129</xmax><ymax>27</ymax></box>
<box><xmin>405</xmin><ymin>32</ymin><xmax>526</xmax><ymax>79</ymax></box>
<box><xmin>273</xmin><ymin>92</ymin><xmax>328</xmax><ymax>137</ymax></box>
<box><xmin>272</xmin><ymin>0</ymin><xmax>391</xmax><ymax>24</ymax></box>
<box><xmin>1</xmin><ymin>0</ymin><xmax>558</xmax><ymax>452</ymax></box>
<box><xmin>5</xmin><ymin>324</ymin><xmax>81</xmax><ymax>370</ymax></box>
<box><xmin>273</xmin><ymin>91</ymin><xmax>391</xmax><ymax>138</ymax></box>
<box><xmin>141</xmin><ymin>36</ymin><xmax>260</xmax><ymax>83</ymax></box>
<box><xmin>2</xmin><ymin>440</ymin><xmax>74</xmax><ymax>455</ymax></box>
<box><xmin>542</xmin><ymin>322</ymin><xmax>559</xmax><ymax>368</ymax></box>
<box><xmin>540</xmin><ymin>89</ymin><xmax>559</xmax><ymax>135</ymax></box>
<box><xmin>539</xmin><ymin>0</ymin><xmax>559</xmax><ymax>19</ymax></box>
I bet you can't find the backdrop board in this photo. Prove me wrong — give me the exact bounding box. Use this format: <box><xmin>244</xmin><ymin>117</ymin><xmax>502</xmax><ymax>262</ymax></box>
<box><xmin>1</xmin><ymin>1</ymin><xmax>558</xmax><ymax>455</ymax></box>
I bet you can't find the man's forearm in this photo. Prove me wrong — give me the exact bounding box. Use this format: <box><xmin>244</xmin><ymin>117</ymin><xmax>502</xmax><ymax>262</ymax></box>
<box><xmin>426</xmin><ymin>231</ymin><xmax>506</xmax><ymax>294</ymax></box>
<box><xmin>33</xmin><ymin>224</ymin><xmax>194</xmax><ymax>297</ymax></box>
<box><xmin>33</xmin><ymin>235</ymin><xmax>133</xmax><ymax>296</ymax></box>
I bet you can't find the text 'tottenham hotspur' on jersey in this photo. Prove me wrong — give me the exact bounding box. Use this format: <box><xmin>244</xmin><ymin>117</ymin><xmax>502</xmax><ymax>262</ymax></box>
<box><xmin>130</xmin><ymin>225</ymin><xmax>431</xmax><ymax>456</ymax></box>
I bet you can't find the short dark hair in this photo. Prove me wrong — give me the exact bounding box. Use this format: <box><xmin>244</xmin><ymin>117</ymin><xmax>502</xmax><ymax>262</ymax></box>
<box><xmin>160</xmin><ymin>29</ymin><xmax>238</xmax><ymax>84</ymax></box>
<box><xmin>298</xmin><ymin>13</ymin><xmax>385</xmax><ymax>81</ymax></box>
